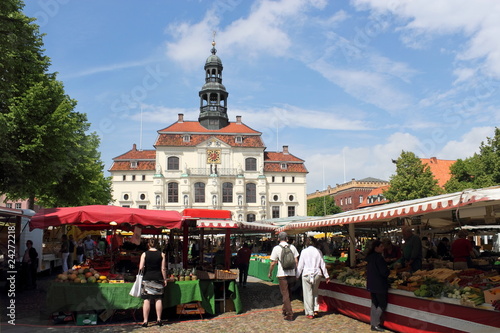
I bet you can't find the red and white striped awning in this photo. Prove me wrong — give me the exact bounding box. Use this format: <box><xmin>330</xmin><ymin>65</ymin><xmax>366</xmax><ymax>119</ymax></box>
<box><xmin>196</xmin><ymin>219</ymin><xmax>239</xmax><ymax>228</ymax></box>
<box><xmin>239</xmin><ymin>221</ymin><xmax>277</xmax><ymax>232</ymax></box>
<box><xmin>277</xmin><ymin>186</ymin><xmax>500</xmax><ymax>233</ymax></box>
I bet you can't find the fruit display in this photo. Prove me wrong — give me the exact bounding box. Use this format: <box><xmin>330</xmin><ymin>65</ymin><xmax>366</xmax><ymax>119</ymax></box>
<box><xmin>55</xmin><ymin>265</ymin><xmax>108</xmax><ymax>283</ymax></box>
<box><xmin>168</xmin><ymin>268</ymin><xmax>198</xmax><ymax>281</ymax></box>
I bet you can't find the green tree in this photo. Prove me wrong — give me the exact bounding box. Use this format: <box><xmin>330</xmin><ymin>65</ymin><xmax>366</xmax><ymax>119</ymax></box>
<box><xmin>383</xmin><ymin>151</ymin><xmax>442</xmax><ymax>202</ymax></box>
<box><xmin>445</xmin><ymin>127</ymin><xmax>500</xmax><ymax>192</ymax></box>
<box><xmin>307</xmin><ymin>195</ymin><xmax>342</xmax><ymax>216</ymax></box>
<box><xmin>0</xmin><ymin>1</ymin><xmax>112</xmax><ymax>208</ymax></box>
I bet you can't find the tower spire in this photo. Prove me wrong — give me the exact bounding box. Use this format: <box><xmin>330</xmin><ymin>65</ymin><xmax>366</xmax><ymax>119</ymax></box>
<box><xmin>198</xmin><ymin>35</ymin><xmax>229</xmax><ymax>130</ymax></box>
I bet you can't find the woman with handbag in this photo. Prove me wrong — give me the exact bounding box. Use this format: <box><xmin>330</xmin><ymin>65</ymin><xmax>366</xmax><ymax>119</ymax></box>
<box><xmin>138</xmin><ymin>238</ymin><xmax>167</xmax><ymax>327</ymax></box>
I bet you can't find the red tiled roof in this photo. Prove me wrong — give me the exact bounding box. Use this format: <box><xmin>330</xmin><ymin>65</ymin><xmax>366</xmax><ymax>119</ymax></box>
<box><xmin>109</xmin><ymin>161</ymin><xmax>155</xmax><ymax>171</ymax></box>
<box><xmin>264</xmin><ymin>152</ymin><xmax>304</xmax><ymax>162</ymax></box>
<box><xmin>155</xmin><ymin>133</ymin><xmax>265</xmax><ymax>148</ymax></box>
<box><xmin>264</xmin><ymin>163</ymin><xmax>308</xmax><ymax>173</ymax></box>
<box><xmin>158</xmin><ymin>121</ymin><xmax>261</xmax><ymax>134</ymax></box>
<box><xmin>357</xmin><ymin>185</ymin><xmax>390</xmax><ymax>208</ymax></box>
<box><xmin>112</xmin><ymin>144</ymin><xmax>156</xmax><ymax>160</ymax></box>
<box><xmin>421</xmin><ymin>157</ymin><xmax>455</xmax><ymax>187</ymax></box>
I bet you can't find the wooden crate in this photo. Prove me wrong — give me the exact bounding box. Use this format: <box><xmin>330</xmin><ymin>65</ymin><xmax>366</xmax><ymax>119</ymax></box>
<box><xmin>215</xmin><ymin>270</ymin><xmax>237</xmax><ymax>280</ymax></box>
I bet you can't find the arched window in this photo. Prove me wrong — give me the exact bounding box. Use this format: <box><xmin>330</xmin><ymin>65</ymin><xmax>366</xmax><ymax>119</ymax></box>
<box><xmin>246</xmin><ymin>214</ymin><xmax>256</xmax><ymax>222</ymax></box>
<box><xmin>222</xmin><ymin>182</ymin><xmax>233</xmax><ymax>203</ymax></box>
<box><xmin>167</xmin><ymin>156</ymin><xmax>179</xmax><ymax>170</ymax></box>
<box><xmin>194</xmin><ymin>182</ymin><xmax>205</xmax><ymax>203</ymax></box>
<box><xmin>246</xmin><ymin>183</ymin><xmax>256</xmax><ymax>203</ymax></box>
<box><xmin>245</xmin><ymin>158</ymin><xmax>257</xmax><ymax>171</ymax></box>
<box><xmin>167</xmin><ymin>182</ymin><xmax>178</xmax><ymax>203</ymax></box>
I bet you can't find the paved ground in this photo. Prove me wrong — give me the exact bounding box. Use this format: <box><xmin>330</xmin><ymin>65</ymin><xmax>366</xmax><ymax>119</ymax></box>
<box><xmin>0</xmin><ymin>274</ymin><xmax>384</xmax><ymax>333</ymax></box>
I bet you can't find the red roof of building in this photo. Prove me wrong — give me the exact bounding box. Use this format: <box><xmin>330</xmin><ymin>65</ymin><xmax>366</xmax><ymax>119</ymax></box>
<box><xmin>158</xmin><ymin>121</ymin><xmax>261</xmax><ymax>134</ymax></box>
<box><xmin>421</xmin><ymin>157</ymin><xmax>455</xmax><ymax>187</ymax></box>
<box><xmin>357</xmin><ymin>185</ymin><xmax>390</xmax><ymax>208</ymax></box>
<box><xmin>264</xmin><ymin>151</ymin><xmax>307</xmax><ymax>173</ymax></box>
<box><xmin>155</xmin><ymin>133</ymin><xmax>265</xmax><ymax>148</ymax></box>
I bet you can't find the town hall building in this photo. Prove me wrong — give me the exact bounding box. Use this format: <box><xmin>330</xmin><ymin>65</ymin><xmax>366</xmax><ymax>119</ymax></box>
<box><xmin>109</xmin><ymin>42</ymin><xmax>308</xmax><ymax>222</ymax></box>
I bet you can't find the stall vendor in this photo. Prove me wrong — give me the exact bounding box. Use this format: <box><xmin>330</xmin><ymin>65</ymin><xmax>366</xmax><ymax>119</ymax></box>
<box><xmin>401</xmin><ymin>226</ymin><xmax>422</xmax><ymax>272</ymax></box>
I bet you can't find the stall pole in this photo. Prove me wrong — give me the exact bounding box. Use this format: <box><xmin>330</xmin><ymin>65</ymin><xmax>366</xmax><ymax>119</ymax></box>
<box><xmin>349</xmin><ymin>223</ymin><xmax>356</xmax><ymax>267</ymax></box>
<box><xmin>183</xmin><ymin>221</ymin><xmax>189</xmax><ymax>269</ymax></box>
<box><xmin>224</xmin><ymin>229</ymin><xmax>231</xmax><ymax>270</ymax></box>
<box><xmin>200</xmin><ymin>228</ymin><xmax>205</xmax><ymax>265</ymax></box>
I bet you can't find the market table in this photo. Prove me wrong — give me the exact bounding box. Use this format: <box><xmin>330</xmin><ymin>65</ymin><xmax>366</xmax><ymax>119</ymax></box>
<box><xmin>318</xmin><ymin>281</ymin><xmax>499</xmax><ymax>333</ymax></box>
<box><xmin>47</xmin><ymin>280</ymin><xmax>242</xmax><ymax>315</ymax></box>
<box><xmin>248</xmin><ymin>260</ymin><xmax>278</xmax><ymax>283</ymax></box>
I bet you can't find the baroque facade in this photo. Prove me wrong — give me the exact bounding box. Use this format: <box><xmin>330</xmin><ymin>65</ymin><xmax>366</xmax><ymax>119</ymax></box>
<box><xmin>109</xmin><ymin>42</ymin><xmax>308</xmax><ymax>222</ymax></box>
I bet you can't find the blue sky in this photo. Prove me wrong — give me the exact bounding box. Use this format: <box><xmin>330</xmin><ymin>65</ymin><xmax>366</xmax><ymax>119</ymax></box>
<box><xmin>22</xmin><ymin>0</ymin><xmax>500</xmax><ymax>194</ymax></box>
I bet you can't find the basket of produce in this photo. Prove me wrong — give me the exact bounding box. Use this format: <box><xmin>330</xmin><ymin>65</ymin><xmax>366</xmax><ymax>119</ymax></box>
<box><xmin>215</xmin><ymin>269</ymin><xmax>238</xmax><ymax>280</ymax></box>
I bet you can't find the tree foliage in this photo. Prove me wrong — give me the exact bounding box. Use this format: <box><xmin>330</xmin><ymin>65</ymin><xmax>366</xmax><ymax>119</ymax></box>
<box><xmin>0</xmin><ymin>0</ymin><xmax>112</xmax><ymax>208</ymax></box>
<box><xmin>445</xmin><ymin>127</ymin><xmax>500</xmax><ymax>192</ymax></box>
<box><xmin>307</xmin><ymin>195</ymin><xmax>342</xmax><ymax>216</ymax></box>
<box><xmin>383</xmin><ymin>151</ymin><xmax>442</xmax><ymax>202</ymax></box>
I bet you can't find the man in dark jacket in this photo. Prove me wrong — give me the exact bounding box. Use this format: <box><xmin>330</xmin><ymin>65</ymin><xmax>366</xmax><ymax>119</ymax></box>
<box><xmin>366</xmin><ymin>240</ymin><xmax>389</xmax><ymax>332</ymax></box>
<box><xmin>22</xmin><ymin>240</ymin><xmax>38</xmax><ymax>290</ymax></box>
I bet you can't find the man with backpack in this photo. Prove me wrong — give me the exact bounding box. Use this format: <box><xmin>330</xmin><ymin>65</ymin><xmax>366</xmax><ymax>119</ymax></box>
<box><xmin>268</xmin><ymin>232</ymin><xmax>299</xmax><ymax>321</ymax></box>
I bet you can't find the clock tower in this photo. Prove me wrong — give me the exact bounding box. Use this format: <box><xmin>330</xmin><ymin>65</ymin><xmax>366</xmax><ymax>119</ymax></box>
<box><xmin>198</xmin><ymin>37</ymin><xmax>229</xmax><ymax>130</ymax></box>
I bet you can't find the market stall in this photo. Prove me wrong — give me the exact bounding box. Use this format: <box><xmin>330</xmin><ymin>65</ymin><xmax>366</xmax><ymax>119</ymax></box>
<box><xmin>46</xmin><ymin>279</ymin><xmax>242</xmax><ymax>315</ymax></box>
<box><xmin>273</xmin><ymin>187</ymin><xmax>500</xmax><ymax>332</ymax></box>
<box><xmin>318</xmin><ymin>280</ymin><xmax>499</xmax><ymax>333</ymax></box>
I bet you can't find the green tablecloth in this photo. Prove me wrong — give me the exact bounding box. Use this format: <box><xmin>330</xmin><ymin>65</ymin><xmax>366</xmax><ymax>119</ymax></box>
<box><xmin>46</xmin><ymin>280</ymin><xmax>242</xmax><ymax>314</ymax></box>
<box><xmin>248</xmin><ymin>260</ymin><xmax>278</xmax><ymax>284</ymax></box>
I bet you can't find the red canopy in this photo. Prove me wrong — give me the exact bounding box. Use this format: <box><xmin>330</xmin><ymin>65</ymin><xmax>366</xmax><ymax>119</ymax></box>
<box><xmin>182</xmin><ymin>208</ymin><xmax>232</xmax><ymax>220</ymax></box>
<box><xmin>29</xmin><ymin>205</ymin><xmax>182</xmax><ymax>231</ymax></box>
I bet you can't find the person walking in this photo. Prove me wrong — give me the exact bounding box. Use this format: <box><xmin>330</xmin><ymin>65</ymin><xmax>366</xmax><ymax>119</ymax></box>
<box><xmin>236</xmin><ymin>243</ymin><xmax>252</xmax><ymax>287</ymax></box>
<box><xmin>268</xmin><ymin>232</ymin><xmax>299</xmax><ymax>321</ymax></box>
<box><xmin>296</xmin><ymin>236</ymin><xmax>330</xmax><ymax>319</ymax></box>
<box><xmin>366</xmin><ymin>239</ymin><xmax>389</xmax><ymax>332</ymax></box>
<box><xmin>139</xmin><ymin>238</ymin><xmax>167</xmax><ymax>327</ymax></box>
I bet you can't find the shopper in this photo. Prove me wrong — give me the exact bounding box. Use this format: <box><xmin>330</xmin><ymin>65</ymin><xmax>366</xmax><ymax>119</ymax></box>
<box><xmin>296</xmin><ymin>236</ymin><xmax>330</xmax><ymax>319</ymax></box>
<box><xmin>236</xmin><ymin>243</ymin><xmax>252</xmax><ymax>287</ymax></box>
<box><xmin>268</xmin><ymin>232</ymin><xmax>299</xmax><ymax>321</ymax></box>
<box><xmin>366</xmin><ymin>239</ymin><xmax>389</xmax><ymax>332</ymax></box>
<box><xmin>451</xmin><ymin>230</ymin><xmax>474</xmax><ymax>270</ymax></box>
<box><xmin>139</xmin><ymin>238</ymin><xmax>167</xmax><ymax>327</ymax></box>
<box><xmin>382</xmin><ymin>238</ymin><xmax>401</xmax><ymax>266</ymax></box>
<box><xmin>83</xmin><ymin>235</ymin><xmax>95</xmax><ymax>260</ymax></box>
<box><xmin>60</xmin><ymin>234</ymin><xmax>70</xmax><ymax>272</ymax></box>
<box><xmin>68</xmin><ymin>235</ymin><xmax>76</xmax><ymax>267</ymax></box>
<box><xmin>22</xmin><ymin>240</ymin><xmax>38</xmax><ymax>290</ymax></box>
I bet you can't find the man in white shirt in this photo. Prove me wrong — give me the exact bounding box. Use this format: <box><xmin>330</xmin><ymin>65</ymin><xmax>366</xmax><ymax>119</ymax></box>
<box><xmin>296</xmin><ymin>236</ymin><xmax>330</xmax><ymax>319</ymax></box>
<box><xmin>268</xmin><ymin>232</ymin><xmax>299</xmax><ymax>321</ymax></box>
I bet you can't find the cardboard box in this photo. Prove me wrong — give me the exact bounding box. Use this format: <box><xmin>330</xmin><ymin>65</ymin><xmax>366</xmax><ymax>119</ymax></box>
<box><xmin>483</xmin><ymin>287</ymin><xmax>500</xmax><ymax>304</ymax></box>
<box><xmin>216</xmin><ymin>298</ymin><xmax>235</xmax><ymax>313</ymax></box>
<box><xmin>76</xmin><ymin>311</ymin><xmax>97</xmax><ymax>326</ymax></box>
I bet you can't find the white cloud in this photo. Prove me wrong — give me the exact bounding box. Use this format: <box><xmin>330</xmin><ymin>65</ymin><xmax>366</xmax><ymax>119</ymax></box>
<box><xmin>439</xmin><ymin>126</ymin><xmax>495</xmax><ymax>159</ymax></box>
<box><xmin>352</xmin><ymin>0</ymin><xmax>500</xmax><ymax>77</ymax></box>
<box><xmin>165</xmin><ymin>0</ymin><xmax>327</xmax><ymax>68</ymax></box>
<box><xmin>309</xmin><ymin>59</ymin><xmax>413</xmax><ymax>113</ymax></box>
<box><xmin>304</xmin><ymin>131</ymin><xmax>421</xmax><ymax>192</ymax></box>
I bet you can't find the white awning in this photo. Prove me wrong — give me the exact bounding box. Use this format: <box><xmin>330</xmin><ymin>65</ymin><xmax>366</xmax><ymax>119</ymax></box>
<box><xmin>196</xmin><ymin>219</ymin><xmax>239</xmax><ymax>228</ymax></box>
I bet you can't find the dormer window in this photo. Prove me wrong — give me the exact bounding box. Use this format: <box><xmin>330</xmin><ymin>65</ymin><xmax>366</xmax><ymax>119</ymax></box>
<box><xmin>280</xmin><ymin>163</ymin><xmax>287</xmax><ymax>169</ymax></box>
<box><xmin>130</xmin><ymin>161</ymin><xmax>138</xmax><ymax>168</ymax></box>
<box><xmin>235</xmin><ymin>136</ymin><xmax>243</xmax><ymax>143</ymax></box>
<box><xmin>183</xmin><ymin>135</ymin><xmax>191</xmax><ymax>142</ymax></box>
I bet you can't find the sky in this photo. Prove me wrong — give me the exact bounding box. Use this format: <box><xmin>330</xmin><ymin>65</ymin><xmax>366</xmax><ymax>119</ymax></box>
<box><xmin>21</xmin><ymin>0</ymin><xmax>500</xmax><ymax>194</ymax></box>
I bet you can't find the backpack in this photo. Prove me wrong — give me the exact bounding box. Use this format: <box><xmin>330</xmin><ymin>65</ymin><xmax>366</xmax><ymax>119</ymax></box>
<box><xmin>279</xmin><ymin>245</ymin><xmax>296</xmax><ymax>270</ymax></box>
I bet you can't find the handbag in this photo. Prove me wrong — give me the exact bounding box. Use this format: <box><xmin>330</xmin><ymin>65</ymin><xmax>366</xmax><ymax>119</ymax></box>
<box><xmin>129</xmin><ymin>271</ymin><xmax>143</xmax><ymax>297</ymax></box>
